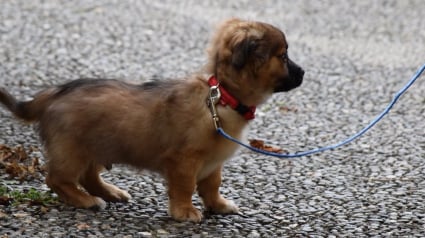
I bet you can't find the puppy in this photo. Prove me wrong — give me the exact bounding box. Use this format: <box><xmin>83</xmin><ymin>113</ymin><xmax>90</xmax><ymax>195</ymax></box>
<box><xmin>0</xmin><ymin>18</ymin><xmax>304</xmax><ymax>222</ymax></box>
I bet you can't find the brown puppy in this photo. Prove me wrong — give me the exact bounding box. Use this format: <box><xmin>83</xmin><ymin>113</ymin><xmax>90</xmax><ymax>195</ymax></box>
<box><xmin>0</xmin><ymin>18</ymin><xmax>304</xmax><ymax>222</ymax></box>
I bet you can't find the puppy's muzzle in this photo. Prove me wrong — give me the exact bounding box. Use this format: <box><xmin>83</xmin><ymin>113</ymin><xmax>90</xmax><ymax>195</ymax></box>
<box><xmin>288</xmin><ymin>59</ymin><xmax>304</xmax><ymax>85</ymax></box>
<box><xmin>274</xmin><ymin>59</ymin><xmax>304</xmax><ymax>92</ymax></box>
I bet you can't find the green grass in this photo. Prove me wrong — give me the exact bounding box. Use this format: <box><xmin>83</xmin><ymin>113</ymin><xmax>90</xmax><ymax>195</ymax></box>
<box><xmin>0</xmin><ymin>185</ymin><xmax>58</xmax><ymax>206</ymax></box>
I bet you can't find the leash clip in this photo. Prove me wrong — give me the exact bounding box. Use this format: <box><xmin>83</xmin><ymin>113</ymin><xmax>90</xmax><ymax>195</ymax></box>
<box><xmin>208</xmin><ymin>85</ymin><xmax>222</xmax><ymax>130</ymax></box>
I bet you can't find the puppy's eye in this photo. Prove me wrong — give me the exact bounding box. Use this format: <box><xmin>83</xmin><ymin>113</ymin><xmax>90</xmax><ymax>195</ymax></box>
<box><xmin>280</xmin><ymin>52</ymin><xmax>288</xmax><ymax>61</ymax></box>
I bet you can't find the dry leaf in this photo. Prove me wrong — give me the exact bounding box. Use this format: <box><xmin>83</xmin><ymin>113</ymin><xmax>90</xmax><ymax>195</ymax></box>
<box><xmin>0</xmin><ymin>144</ymin><xmax>13</xmax><ymax>162</ymax></box>
<box><xmin>5</xmin><ymin>161</ymin><xmax>26</xmax><ymax>178</ymax></box>
<box><xmin>279</xmin><ymin>106</ymin><xmax>298</xmax><ymax>113</ymax></box>
<box><xmin>39</xmin><ymin>206</ymin><xmax>49</xmax><ymax>214</ymax></box>
<box><xmin>0</xmin><ymin>144</ymin><xmax>44</xmax><ymax>181</ymax></box>
<box><xmin>28</xmin><ymin>157</ymin><xmax>40</xmax><ymax>174</ymax></box>
<box><xmin>77</xmin><ymin>223</ymin><xmax>91</xmax><ymax>230</ymax></box>
<box><xmin>0</xmin><ymin>145</ymin><xmax>27</xmax><ymax>162</ymax></box>
<box><xmin>0</xmin><ymin>196</ymin><xmax>12</xmax><ymax>205</ymax></box>
<box><xmin>0</xmin><ymin>211</ymin><xmax>8</xmax><ymax>218</ymax></box>
<box><xmin>249</xmin><ymin>139</ymin><xmax>285</xmax><ymax>153</ymax></box>
<box><xmin>13</xmin><ymin>212</ymin><xmax>29</xmax><ymax>218</ymax></box>
<box><xmin>15</xmin><ymin>146</ymin><xmax>28</xmax><ymax>162</ymax></box>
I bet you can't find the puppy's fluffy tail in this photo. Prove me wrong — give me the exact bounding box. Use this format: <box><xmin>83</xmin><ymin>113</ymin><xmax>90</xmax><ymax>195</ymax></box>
<box><xmin>0</xmin><ymin>87</ymin><xmax>55</xmax><ymax>122</ymax></box>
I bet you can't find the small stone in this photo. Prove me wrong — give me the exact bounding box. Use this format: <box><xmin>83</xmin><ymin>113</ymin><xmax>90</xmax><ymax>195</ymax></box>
<box><xmin>138</xmin><ymin>231</ymin><xmax>152</xmax><ymax>237</ymax></box>
<box><xmin>156</xmin><ymin>229</ymin><xmax>168</xmax><ymax>235</ymax></box>
<box><xmin>248</xmin><ymin>230</ymin><xmax>261</xmax><ymax>238</ymax></box>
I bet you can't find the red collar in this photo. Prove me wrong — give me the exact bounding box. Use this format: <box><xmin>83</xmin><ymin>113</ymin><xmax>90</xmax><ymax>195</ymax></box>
<box><xmin>208</xmin><ymin>76</ymin><xmax>256</xmax><ymax>120</ymax></box>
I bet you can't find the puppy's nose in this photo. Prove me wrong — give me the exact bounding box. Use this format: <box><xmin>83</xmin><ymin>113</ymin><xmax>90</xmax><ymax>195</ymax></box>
<box><xmin>293</xmin><ymin>66</ymin><xmax>304</xmax><ymax>80</ymax></box>
<box><xmin>299</xmin><ymin>68</ymin><xmax>305</xmax><ymax>78</ymax></box>
<box><xmin>288</xmin><ymin>59</ymin><xmax>304</xmax><ymax>79</ymax></box>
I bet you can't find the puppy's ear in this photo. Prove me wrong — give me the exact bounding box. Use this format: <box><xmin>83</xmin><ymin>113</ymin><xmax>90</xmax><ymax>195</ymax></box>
<box><xmin>231</xmin><ymin>37</ymin><xmax>259</xmax><ymax>70</ymax></box>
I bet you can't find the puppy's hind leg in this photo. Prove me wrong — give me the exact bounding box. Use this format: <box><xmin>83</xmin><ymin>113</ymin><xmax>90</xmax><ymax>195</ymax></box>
<box><xmin>45</xmin><ymin>149</ymin><xmax>107</xmax><ymax>210</ymax></box>
<box><xmin>79</xmin><ymin>162</ymin><xmax>131</xmax><ymax>203</ymax></box>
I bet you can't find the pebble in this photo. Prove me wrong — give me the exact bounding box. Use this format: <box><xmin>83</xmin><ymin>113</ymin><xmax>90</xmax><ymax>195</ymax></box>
<box><xmin>138</xmin><ymin>232</ymin><xmax>152</xmax><ymax>237</ymax></box>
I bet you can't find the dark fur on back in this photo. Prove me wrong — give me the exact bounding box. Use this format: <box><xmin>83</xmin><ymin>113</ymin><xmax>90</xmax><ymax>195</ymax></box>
<box><xmin>0</xmin><ymin>79</ymin><xmax>176</xmax><ymax>122</ymax></box>
<box><xmin>55</xmin><ymin>78</ymin><xmax>179</xmax><ymax>97</ymax></box>
<box><xmin>54</xmin><ymin>79</ymin><xmax>109</xmax><ymax>97</ymax></box>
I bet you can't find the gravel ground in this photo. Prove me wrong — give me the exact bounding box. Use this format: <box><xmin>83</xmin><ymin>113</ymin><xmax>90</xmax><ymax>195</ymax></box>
<box><xmin>1</xmin><ymin>0</ymin><xmax>425</xmax><ymax>237</ymax></box>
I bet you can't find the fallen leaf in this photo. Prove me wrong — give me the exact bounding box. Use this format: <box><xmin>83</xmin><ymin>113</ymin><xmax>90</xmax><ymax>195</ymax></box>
<box><xmin>0</xmin><ymin>211</ymin><xmax>8</xmax><ymax>219</ymax></box>
<box><xmin>5</xmin><ymin>161</ymin><xmax>26</xmax><ymax>178</ymax></box>
<box><xmin>279</xmin><ymin>106</ymin><xmax>298</xmax><ymax>113</ymax></box>
<box><xmin>76</xmin><ymin>223</ymin><xmax>91</xmax><ymax>230</ymax></box>
<box><xmin>0</xmin><ymin>144</ymin><xmax>13</xmax><ymax>162</ymax></box>
<box><xmin>27</xmin><ymin>157</ymin><xmax>40</xmax><ymax>174</ymax></box>
<box><xmin>39</xmin><ymin>206</ymin><xmax>49</xmax><ymax>214</ymax></box>
<box><xmin>13</xmin><ymin>212</ymin><xmax>29</xmax><ymax>218</ymax></box>
<box><xmin>0</xmin><ymin>144</ymin><xmax>44</xmax><ymax>181</ymax></box>
<box><xmin>249</xmin><ymin>139</ymin><xmax>285</xmax><ymax>153</ymax></box>
<box><xmin>15</xmin><ymin>146</ymin><xmax>28</xmax><ymax>162</ymax></box>
<box><xmin>0</xmin><ymin>196</ymin><xmax>12</xmax><ymax>206</ymax></box>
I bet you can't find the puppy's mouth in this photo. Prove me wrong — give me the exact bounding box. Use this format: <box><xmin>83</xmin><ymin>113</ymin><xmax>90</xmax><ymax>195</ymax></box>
<box><xmin>274</xmin><ymin>59</ymin><xmax>304</xmax><ymax>93</ymax></box>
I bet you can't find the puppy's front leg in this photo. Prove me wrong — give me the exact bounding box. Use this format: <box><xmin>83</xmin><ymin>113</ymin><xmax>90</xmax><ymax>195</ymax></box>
<box><xmin>197</xmin><ymin>166</ymin><xmax>239</xmax><ymax>214</ymax></box>
<box><xmin>167</xmin><ymin>169</ymin><xmax>202</xmax><ymax>222</ymax></box>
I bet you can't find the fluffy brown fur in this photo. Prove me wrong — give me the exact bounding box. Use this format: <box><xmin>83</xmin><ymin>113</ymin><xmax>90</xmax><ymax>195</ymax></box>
<box><xmin>0</xmin><ymin>18</ymin><xmax>304</xmax><ymax>222</ymax></box>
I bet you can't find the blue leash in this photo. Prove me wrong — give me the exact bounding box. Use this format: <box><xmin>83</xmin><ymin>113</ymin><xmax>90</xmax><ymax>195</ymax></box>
<box><xmin>216</xmin><ymin>63</ymin><xmax>425</xmax><ymax>158</ymax></box>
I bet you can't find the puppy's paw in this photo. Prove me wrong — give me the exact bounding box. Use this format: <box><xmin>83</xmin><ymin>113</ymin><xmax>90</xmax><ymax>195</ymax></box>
<box><xmin>116</xmin><ymin>189</ymin><xmax>132</xmax><ymax>202</ymax></box>
<box><xmin>87</xmin><ymin>197</ymin><xmax>107</xmax><ymax>210</ymax></box>
<box><xmin>107</xmin><ymin>187</ymin><xmax>132</xmax><ymax>202</ymax></box>
<box><xmin>218</xmin><ymin>199</ymin><xmax>239</xmax><ymax>214</ymax></box>
<box><xmin>206</xmin><ymin>197</ymin><xmax>239</xmax><ymax>214</ymax></box>
<box><xmin>95</xmin><ymin>183</ymin><xmax>132</xmax><ymax>203</ymax></box>
<box><xmin>169</xmin><ymin>205</ymin><xmax>203</xmax><ymax>222</ymax></box>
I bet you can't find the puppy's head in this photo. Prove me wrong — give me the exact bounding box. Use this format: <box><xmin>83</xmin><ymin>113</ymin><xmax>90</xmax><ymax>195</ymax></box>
<box><xmin>206</xmin><ymin>18</ymin><xmax>304</xmax><ymax>106</ymax></box>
